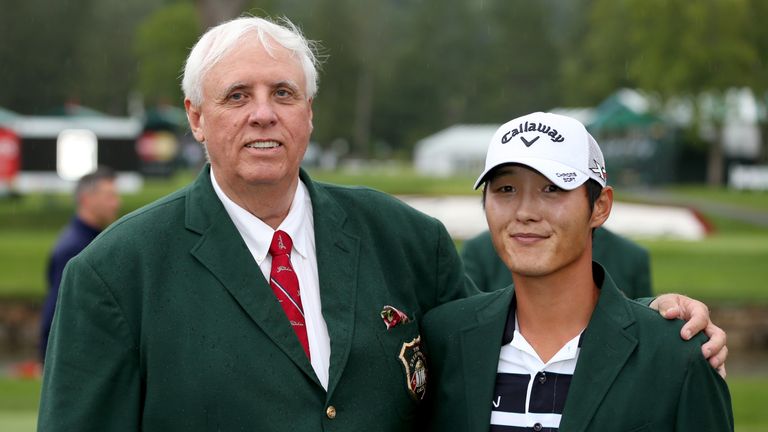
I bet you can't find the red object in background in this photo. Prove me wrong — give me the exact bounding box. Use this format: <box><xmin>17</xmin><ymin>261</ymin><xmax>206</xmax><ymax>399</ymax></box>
<box><xmin>136</xmin><ymin>130</ymin><xmax>179</xmax><ymax>163</ymax></box>
<box><xmin>10</xmin><ymin>360</ymin><xmax>41</xmax><ymax>380</ymax></box>
<box><xmin>0</xmin><ymin>128</ymin><xmax>20</xmax><ymax>181</ymax></box>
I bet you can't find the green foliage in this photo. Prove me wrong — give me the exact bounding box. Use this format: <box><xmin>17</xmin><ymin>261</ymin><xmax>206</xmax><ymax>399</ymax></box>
<box><xmin>559</xmin><ymin>0</ymin><xmax>635</xmax><ymax>104</ymax></box>
<box><xmin>626</xmin><ymin>0</ymin><xmax>758</xmax><ymax>95</ymax></box>
<box><xmin>134</xmin><ymin>3</ymin><xmax>201</xmax><ymax>106</ymax></box>
<box><xmin>0</xmin><ymin>0</ymin><xmax>161</xmax><ymax>114</ymax></box>
<box><xmin>560</xmin><ymin>0</ymin><xmax>762</xmax><ymax>103</ymax></box>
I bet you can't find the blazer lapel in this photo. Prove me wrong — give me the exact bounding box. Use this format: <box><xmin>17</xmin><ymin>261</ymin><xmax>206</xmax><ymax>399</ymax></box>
<box><xmin>558</xmin><ymin>271</ymin><xmax>638</xmax><ymax>432</ymax></box>
<box><xmin>460</xmin><ymin>287</ymin><xmax>515</xmax><ymax>431</ymax></box>
<box><xmin>302</xmin><ymin>171</ymin><xmax>360</xmax><ymax>397</ymax></box>
<box><xmin>186</xmin><ymin>167</ymin><xmax>319</xmax><ymax>386</ymax></box>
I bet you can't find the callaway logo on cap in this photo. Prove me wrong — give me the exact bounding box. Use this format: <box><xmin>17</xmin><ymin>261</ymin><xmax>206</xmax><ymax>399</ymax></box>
<box><xmin>474</xmin><ymin>112</ymin><xmax>607</xmax><ymax>190</ymax></box>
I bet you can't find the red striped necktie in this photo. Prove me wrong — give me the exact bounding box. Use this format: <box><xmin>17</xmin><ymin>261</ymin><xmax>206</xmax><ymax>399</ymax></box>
<box><xmin>268</xmin><ymin>230</ymin><xmax>310</xmax><ymax>360</ymax></box>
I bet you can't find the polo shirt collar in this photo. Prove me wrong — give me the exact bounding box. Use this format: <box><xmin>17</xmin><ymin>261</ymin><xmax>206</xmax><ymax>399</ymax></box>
<box><xmin>501</xmin><ymin>262</ymin><xmax>606</xmax><ymax>347</ymax></box>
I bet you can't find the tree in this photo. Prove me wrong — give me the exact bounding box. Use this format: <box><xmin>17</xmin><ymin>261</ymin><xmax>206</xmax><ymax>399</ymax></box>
<box><xmin>557</xmin><ymin>0</ymin><xmax>635</xmax><ymax>105</ymax></box>
<box><xmin>564</xmin><ymin>0</ymin><xmax>761</xmax><ymax>186</ymax></box>
<box><xmin>0</xmin><ymin>0</ymin><xmax>167</xmax><ymax>115</ymax></box>
<box><xmin>626</xmin><ymin>0</ymin><xmax>758</xmax><ymax>186</ymax></box>
<box><xmin>72</xmin><ymin>0</ymin><xmax>161</xmax><ymax>114</ymax></box>
<box><xmin>0</xmin><ymin>0</ymin><xmax>97</xmax><ymax>113</ymax></box>
<box><xmin>746</xmin><ymin>0</ymin><xmax>768</xmax><ymax>162</ymax></box>
<box><xmin>195</xmin><ymin>0</ymin><xmax>249</xmax><ymax>29</ymax></box>
<box><xmin>135</xmin><ymin>3</ymin><xmax>201</xmax><ymax>106</ymax></box>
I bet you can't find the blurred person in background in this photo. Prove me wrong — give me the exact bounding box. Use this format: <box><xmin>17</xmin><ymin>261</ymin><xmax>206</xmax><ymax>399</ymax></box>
<box><xmin>38</xmin><ymin>16</ymin><xmax>726</xmax><ymax>432</ymax></box>
<box><xmin>462</xmin><ymin>226</ymin><xmax>652</xmax><ymax>298</ymax></box>
<box><xmin>39</xmin><ymin>166</ymin><xmax>120</xmax><ymax>363</ymax></box>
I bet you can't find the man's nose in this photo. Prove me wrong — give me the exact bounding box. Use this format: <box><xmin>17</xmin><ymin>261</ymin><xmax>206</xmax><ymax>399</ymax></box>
<box><xmin>514</xmin><ymin>191</ymin><xmax>541</xmax><ymax>223</ymax></box>
<box><xmin>248</xmin><ymin>98</ymin><xmax>278</xmax><ymax>127</ymax></box>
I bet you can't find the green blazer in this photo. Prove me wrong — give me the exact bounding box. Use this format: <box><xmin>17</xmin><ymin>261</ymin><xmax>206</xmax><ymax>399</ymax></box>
<box><xmin>461</xmin><ymin>228</ymin><xmax>652</xmax><ymax>298</ymax></box>
<box><xmin>421</xmin><ymin>265</ymin><xmax>733</xmax><ymax>432</ymax></box>
<box><xmin>39</xmin><ymin>166</ymin><xmax>474</xmax><ymax>432</ymax></box>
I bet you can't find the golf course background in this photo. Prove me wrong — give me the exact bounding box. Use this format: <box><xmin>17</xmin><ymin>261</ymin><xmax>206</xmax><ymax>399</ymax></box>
<box><xmin>1</xmin><ymin>167</ymin><xmax>766</xmax><ymax>430</ymax></box>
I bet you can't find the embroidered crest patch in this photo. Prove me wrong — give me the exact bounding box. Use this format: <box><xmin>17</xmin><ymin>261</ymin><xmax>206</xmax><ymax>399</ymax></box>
<box><xmin>398</xmin><ymin>336</ymin><xmax>427</xmax><ymax>401</ymax></box>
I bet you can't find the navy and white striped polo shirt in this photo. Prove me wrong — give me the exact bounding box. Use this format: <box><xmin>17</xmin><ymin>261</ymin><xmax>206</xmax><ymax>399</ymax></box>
<box><xmin>490</xmin><ymin>306</ymin><xmax>584</xmax><ymax>431</ymax></box>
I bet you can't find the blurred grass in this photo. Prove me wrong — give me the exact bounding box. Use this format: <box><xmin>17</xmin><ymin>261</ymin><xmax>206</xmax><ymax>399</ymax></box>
<box><xmin>664</xmin><ymin>185</ymin><xmax>768</xmax><ymax>212</ymax></box>
<box><xmin>0</xmin><ymin>168</ymin><xmax>766</xmax><ymax>429</ymax></box>
<box><xmin>0</xmin><ymin>375</ymin><xmax>763</xmax><ymax>431</ymax></box>
<box><xmin>0</xmin><ymin>377</ymin><xmax>39</xmax><ymax>431</ymax></box>
<box><xmin>0</xmin><ymin>230</ymin><xmax>53</xmax><ymax>299</ymax></box>
<box><xmin>639</xmin><ymin>233</ymin><xmax>768</xmax><ymax>304</ymax></box>
<box><xmin>309</xmin><ymin>166</ymin><xmax>478</xmax><ymax>195</ymax></box>
<box><xmin>1</xmin><ymin>168</ymin><xmax>766</xmax><ymax>303</ymax></box>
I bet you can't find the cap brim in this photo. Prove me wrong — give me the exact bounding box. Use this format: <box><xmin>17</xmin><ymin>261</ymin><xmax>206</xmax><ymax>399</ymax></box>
<box><xmin>474</xmin><ymin>158</ymin><xmax>589</xmax><ymax>191</ymax></box>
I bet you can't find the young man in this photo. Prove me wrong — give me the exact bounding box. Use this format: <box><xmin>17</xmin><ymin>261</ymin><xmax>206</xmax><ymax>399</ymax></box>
<box><xmin>422</xmin><ymin>112</ymin><xmax>733</xmax><ymax>431</ymax></box>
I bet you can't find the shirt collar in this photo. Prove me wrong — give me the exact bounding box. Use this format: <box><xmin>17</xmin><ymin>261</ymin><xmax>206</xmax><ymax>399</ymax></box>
<box><xmin>502</xmin><ymin>294</ymin><xmax>587</xmax><ymax>348</ymax></box>
<box><xmin>210</xmin><ymin>169</ymin><xmax>310</xmax><ymax>263</ymax></box>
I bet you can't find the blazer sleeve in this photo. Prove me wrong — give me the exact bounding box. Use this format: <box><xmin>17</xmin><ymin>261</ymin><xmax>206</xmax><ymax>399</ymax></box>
<box><xmin>38</xmin><ymin>256</ymin><xmax>141</xmax><ymax>431</ymax></box>
<box><xmin>675</xmin><ymin>343</ymin><xmax>734</xmax><ymax>431</ymax></box>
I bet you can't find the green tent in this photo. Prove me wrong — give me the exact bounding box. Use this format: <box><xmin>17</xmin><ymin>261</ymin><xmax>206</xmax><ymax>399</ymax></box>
<box><xmin>588</xmin><ymin>92</ymin><xmax>663</xmax><ymax>133</ymax></box>
<box><xmin>586</xmin><ymin>90</ymin><xmax>678</xmax><ymax>186</ymax></box>
<box><xmin>143</xmin><ymin>104</ymin><xmax>188</xmax><ymax>132</ymax></box>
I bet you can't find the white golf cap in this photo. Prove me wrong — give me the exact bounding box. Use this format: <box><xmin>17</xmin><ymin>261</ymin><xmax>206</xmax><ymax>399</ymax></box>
<box><xmin>474</xmin><ymin>112</ymin><xmax>607</xmax><ymax>190</ymax></box>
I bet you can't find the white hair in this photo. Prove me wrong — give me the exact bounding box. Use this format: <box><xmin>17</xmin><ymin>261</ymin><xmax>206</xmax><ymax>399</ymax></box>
<box><xmin>182</xmin><ymin>16</ymin><xmax>319</xmax><ymax>107</ymax></box>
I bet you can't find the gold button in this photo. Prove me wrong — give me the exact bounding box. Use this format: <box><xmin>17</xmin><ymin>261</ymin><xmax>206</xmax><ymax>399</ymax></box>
<box><xmin>326</xmin><ymin>405</ymin><xmax>337</xmax><ymax>419</ymax></box>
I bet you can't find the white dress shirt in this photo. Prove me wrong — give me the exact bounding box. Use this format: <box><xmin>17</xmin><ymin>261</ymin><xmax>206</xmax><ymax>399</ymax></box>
<box><xmin>210</xmin><ymin>170</ymin><xmax>331</xmax><ymax>390</ymax></box>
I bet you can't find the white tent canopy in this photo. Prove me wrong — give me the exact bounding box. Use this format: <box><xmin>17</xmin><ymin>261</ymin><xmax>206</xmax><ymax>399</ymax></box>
<box><xmin>413</xmin><ymin>124</ymin><xmax>498</xmax><ymax>177</ymax></box>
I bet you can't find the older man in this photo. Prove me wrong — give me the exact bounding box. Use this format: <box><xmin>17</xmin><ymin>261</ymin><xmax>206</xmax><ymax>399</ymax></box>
<box><xmin>38</xmin><ymin>17</ymin><xmax>726</xmax><ymax>431</ymax></box>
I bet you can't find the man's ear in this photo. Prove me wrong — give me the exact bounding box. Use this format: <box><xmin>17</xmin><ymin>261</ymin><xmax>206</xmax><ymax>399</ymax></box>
<box><xmin>590</xmin><ymin>186</ymin><xmax>613</xmax><ymax>229</ymax></box>
<box><xmin>184</xmin><ymin>98</ymin><xmax>205</xmax><ymax>143</ymax></box>
<box><xmin>308</xmin><ymin>97</ymin><xmax>314</xmax><ymax>133</ymax></box>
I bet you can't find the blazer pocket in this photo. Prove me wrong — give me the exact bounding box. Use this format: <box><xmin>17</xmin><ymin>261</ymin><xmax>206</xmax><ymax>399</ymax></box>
<box><xmin>623</xmin><ymin>423</ymin><xmax>652</xmax><ymax>432</ymax></box>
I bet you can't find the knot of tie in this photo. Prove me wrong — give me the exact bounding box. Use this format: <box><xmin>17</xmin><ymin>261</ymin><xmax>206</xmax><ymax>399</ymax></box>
<box><xmin>269</xmin><ymin>230</ymin><xmax>293</xmax><ymax>257</ymax></box>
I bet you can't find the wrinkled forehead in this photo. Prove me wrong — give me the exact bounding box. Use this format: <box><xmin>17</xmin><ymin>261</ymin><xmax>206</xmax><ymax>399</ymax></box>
<box><xmin>206</xmin><ymin>31</ymin><xmax>304</xmax><ymax>79</ymax></box>
<box><xmin>205</xmin><ymin>33</ymin><xmax>306</xmax><ymax>88</ymax></box>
